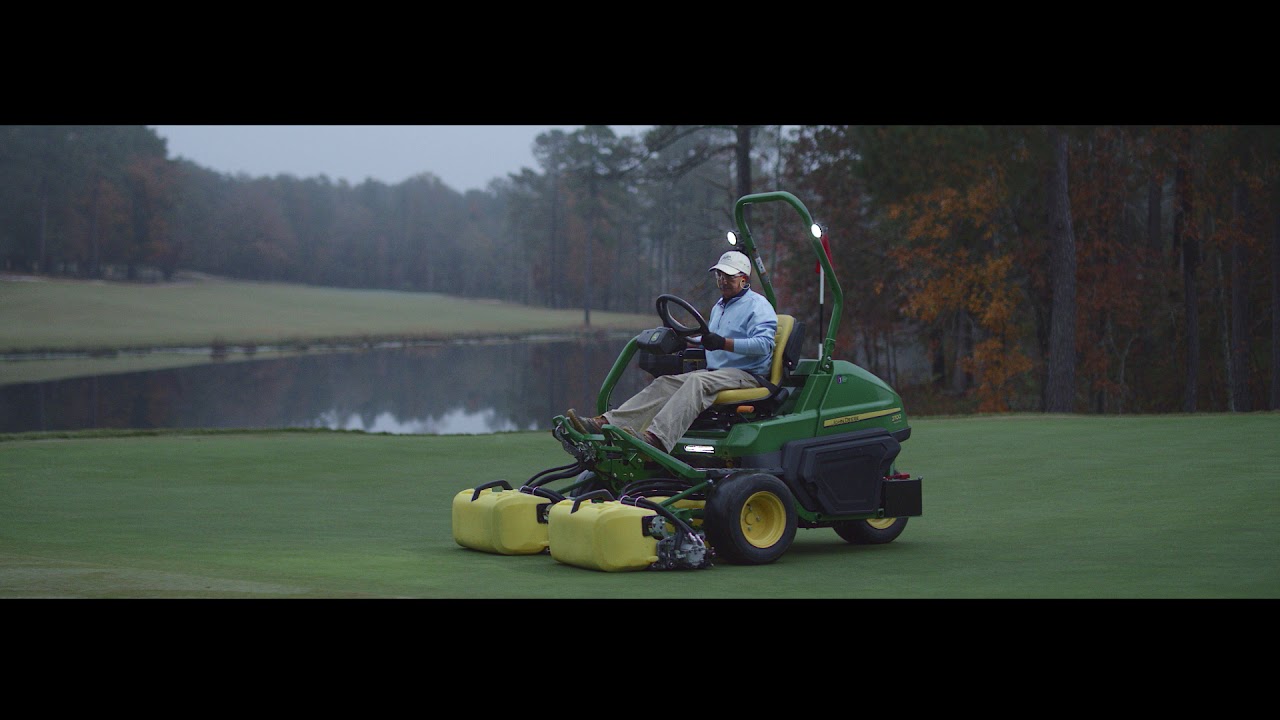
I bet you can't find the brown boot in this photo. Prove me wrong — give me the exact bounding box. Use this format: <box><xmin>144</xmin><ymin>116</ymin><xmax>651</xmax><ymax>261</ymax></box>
<box><xmin>567</xmin><ymin>409</ymin><xmax>605</xmax><ymax>434</ymax></box>
<box><xmin>621</xmin><ymin>426</ymin><xmax>665</xmax><ymax>451</ymax></box>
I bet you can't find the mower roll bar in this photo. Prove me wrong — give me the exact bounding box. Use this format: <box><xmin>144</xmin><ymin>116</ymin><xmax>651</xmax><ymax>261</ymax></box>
<box><xmin>732</xmin><ymin>191</ymin><xmax>841</xmax><ymax>372</ymax></box>
<box><xmin>595</xmin><ymin>191</ymin><xmax>841</xmax><ymax>415</ymax></box>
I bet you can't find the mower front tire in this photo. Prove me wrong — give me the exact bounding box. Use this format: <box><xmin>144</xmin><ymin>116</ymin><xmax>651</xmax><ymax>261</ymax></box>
<box><xmin>704</xmin><ymin>473</ymin><xmax>797</xmax><ymax>565</ymax></box>
<box><xmin>833</xmin><ymin>517</ymin><xmax>908</xmax><ymax>545</ymax></box>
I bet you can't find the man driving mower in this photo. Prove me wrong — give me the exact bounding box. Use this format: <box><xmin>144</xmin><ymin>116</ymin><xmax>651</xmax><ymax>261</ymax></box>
<box><xmin>567</xmin><ymin>249</ymin><xmax>777</xmax><ymax>452</ymax></box>
<box><xmin>457</xmin><ymin>191</ymin><xmax>922</xmax><ymax>572</ymax></box>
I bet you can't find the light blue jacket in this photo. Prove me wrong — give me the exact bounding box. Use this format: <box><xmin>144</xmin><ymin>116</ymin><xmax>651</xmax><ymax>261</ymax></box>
<box><xmin>705</xmin><ymin>288</ymin><xmax>777</xmax><ymax>376</ymax></box>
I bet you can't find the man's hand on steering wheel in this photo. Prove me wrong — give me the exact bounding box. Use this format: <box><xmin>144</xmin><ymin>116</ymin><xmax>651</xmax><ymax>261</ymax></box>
<box><xmin>700</xmin><ymin>332</ymin><xmax>726</xmax><ymax>351</ymax></box>
<box><xmin>657</xmin><ymin>294</ymin><xmax>729</xmax><ymax>351</ymax></box>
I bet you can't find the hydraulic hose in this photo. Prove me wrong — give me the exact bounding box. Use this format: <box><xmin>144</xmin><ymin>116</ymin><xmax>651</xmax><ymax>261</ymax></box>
<box><xmin>525</xmin><ymin>461</ymin><xmax>584</xmax><ymax>488</ymax></box>
<box><xmin>516</xmin><ymin>461</ymin><xmax>588</xmax><ymax>504</ymax></box>
<box><xmin>624</xmin><ymin>496</ymin><xmax>699</xmax><ymax>540</ymax></box>
<box><xmin>619</xmin><ymin>478</ymin><xmax>704</xmax><ymax>500</ymax></box>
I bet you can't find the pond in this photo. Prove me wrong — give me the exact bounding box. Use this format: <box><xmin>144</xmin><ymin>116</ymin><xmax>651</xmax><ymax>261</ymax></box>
<box><xmin>0</xmin><ymin>335</ymin><xmax>651</xmax><ymax>435</ymax></box>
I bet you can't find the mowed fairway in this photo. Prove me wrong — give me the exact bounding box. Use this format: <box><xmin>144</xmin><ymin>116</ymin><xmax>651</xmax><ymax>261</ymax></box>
<box><xmin>2</xmin><ymin>413</ymin><xmax>1277</xmax><ymax>599</ymax></box>
<box><xmin>0</xmin><ymin>275</ymin><xmax>652</xmax><ymax>353</ymax></box>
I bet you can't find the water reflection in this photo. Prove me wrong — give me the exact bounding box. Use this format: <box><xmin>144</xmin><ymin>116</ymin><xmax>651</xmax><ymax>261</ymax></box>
<box><xmin>0</xmin><ymin>336</ymin><xmax>650</xmax><ymax>435</ymax></box>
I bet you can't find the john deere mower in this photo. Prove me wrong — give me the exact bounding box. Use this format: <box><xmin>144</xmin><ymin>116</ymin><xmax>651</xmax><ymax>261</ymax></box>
<box><xmin>452</xmin><ymin>191</ymin><xmax>922</xmax><ymax>571</ymax></box>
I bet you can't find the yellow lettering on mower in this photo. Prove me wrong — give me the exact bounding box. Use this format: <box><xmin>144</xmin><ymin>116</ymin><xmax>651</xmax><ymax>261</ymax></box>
<box><xmin>822</xmin><ymin>407</ymin><xmax>903</xmax><ymax>428</ymax></box>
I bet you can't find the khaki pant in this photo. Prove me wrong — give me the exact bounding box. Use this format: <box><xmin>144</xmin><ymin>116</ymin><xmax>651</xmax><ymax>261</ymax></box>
<box><xmin>603</xmin><ymin>368</ymin><xmax>759</xmax><ymax>451</ymax></box>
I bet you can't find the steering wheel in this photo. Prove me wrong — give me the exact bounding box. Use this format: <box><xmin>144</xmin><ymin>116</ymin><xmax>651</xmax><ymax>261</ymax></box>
<box><xmin>656</xmin><ymin>294</ymin><xmax>710</xmax><ymax>339</ymax></box>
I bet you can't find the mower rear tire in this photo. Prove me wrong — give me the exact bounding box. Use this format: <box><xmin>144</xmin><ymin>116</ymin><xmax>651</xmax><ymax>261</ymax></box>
<box><xmin>704</xmin><ymin>473</ymin><xmax>797</xmax><ymax>565</ymax></box>
<box><xmin>833</xmin><ymin>517</ymin><xmax>908</xmax><ymax>545</ymax></box>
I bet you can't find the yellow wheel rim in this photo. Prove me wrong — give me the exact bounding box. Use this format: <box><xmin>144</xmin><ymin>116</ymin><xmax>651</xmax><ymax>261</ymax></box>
<box><xmin>867</xmin><ymin>517</ymin><xmax>898</xmax><ymax>530</ymax></box>
<box><xmin>739</xmin><ymin>491</ymin><xmax>787</xmax><ymax>548</ymax></box>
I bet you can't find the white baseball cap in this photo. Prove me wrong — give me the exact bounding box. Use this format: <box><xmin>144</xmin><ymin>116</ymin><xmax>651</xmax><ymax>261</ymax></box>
<box><xmin>709</xmin><ymin>250</ymin><xmax>751</xmax><ymax>277</ymax></box>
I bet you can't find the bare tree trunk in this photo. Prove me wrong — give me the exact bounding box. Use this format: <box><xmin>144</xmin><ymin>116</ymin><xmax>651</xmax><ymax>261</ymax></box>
<box><xmin>1175</xmin><ymin>134</ymin><xmax>1199</xmax><ymax>412</ymax></box>
<box><xmin>1217</xmin><ymin>251</ymin><xmax>1234</xmax><ymax>411</ymax></box>
<box><xmin>1106</xmin><ymin>314</ymin><xmax>1136</xmax><ymax>414</ymax></box>
<box><xmin>888</xmin><ymin>329</ymin><xmax>898</xmax><ymax>387</ymax></box>
<box><xmin>1139</xmin><ymin>172</ymin><xmax>1164</xmax><ymax>370</ymax></box>
<box><xmin>1045</xmin><ymin>127</ymin><xmax>1077</xmax><ymax>413</ymax></box>
<box><xmin>1094</xmin><ymin>313</ymin><xmax>1107</xmax><ymax>413</ymax></box>
<box><xmin>1229</xmin><ymin>182</ymin><xmax>1251</xmax><ymax>411</ymax></box>
<box><xmin>874</xmin><ymin>330</ymin><xmax>883</xmax><ymax>379</ymax></box>
<box><xmin>932</xmin><ymin>327</ymin><xmax>947</xmax><ymax>388</ymax></box>
<box><xmin>1272</xmin><ymin>211</ymin><xmax>1280</xmax><ymax>410</ymax></box>
<box><xmin>951</xmin><ymin>311</ymin><xmax>971</xmax><ymax>393</ymax></box>
<box><xmin>522</xmin><ymin>227</ymin><xmax>533</xmax><ymax>306</ymax></box>
<box><xmin>583</xmin><ymin>169</ymin><xmax>596</xmax><ymax>327</ymax></box>
<box><xmin>1147</xmin><ymin>174</ymin><xmax>1163</xmax><ymax>255</ymax></box>
<box><xmin>735</xmin><ymin>125</ymin><xmax>753</xmax><ymax>200</ymax></box>
<box><xmin>548</xmin><ymin>174</ymin><xmax>560</xmax><ymax>308</ymax></box>
<box><xmin>88</xmin><ymin>176</ymin><xmax>101</xmax><ymax>278</ymax></box>
<box><xmin>38</xmin><ymin>176</ymin><xmax>48</xmax><ymax>273</ymax></box>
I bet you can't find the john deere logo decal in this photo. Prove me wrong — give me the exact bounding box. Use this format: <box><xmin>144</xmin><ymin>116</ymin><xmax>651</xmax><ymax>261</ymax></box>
<box><xmin>822</xmin><ymin>407</ymin><xmax>902</xmax><ymax>428</ymax></box>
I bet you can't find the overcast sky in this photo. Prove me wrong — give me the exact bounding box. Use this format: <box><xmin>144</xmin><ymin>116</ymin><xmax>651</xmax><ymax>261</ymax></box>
<box><xmin>150</xmin><ymin>125</ymin><xmax>649</xmax><ymax>193</ymax></box>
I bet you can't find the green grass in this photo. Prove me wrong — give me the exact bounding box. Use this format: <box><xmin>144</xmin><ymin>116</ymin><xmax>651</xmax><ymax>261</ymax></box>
<box><xmin>1</xmin><ymin>274</ymin><xmax>654</xmax><ymax>385</ymax></box>
<box><xmin>3</xmin><ymin>413</ymin><xmax>1277</xmax><ymax>599</ymax></box>
<box><xmin>0</xmin><ymin>275</ymin><xmax>653</xmax><ymax>354</ymax></box>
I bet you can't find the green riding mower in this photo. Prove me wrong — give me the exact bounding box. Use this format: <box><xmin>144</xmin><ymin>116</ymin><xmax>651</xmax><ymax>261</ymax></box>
<box><xmin>452</xmin><ymin>191</ymin><xmax>922</xmax><ymax>572</ymax></box>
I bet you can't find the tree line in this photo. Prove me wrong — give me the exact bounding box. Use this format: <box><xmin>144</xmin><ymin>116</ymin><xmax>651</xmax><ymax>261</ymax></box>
<box><xmin>1</xmin><ymin>124</ymin><xmax>1276</xmax><ymax>414</ymax></box>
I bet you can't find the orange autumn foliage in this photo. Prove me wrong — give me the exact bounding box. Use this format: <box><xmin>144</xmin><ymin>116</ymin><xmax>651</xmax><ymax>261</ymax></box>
<box><xmin>889</xmin><ymin>174</ymin><xmax>1032</xmax><ymax>412</ymax></box>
